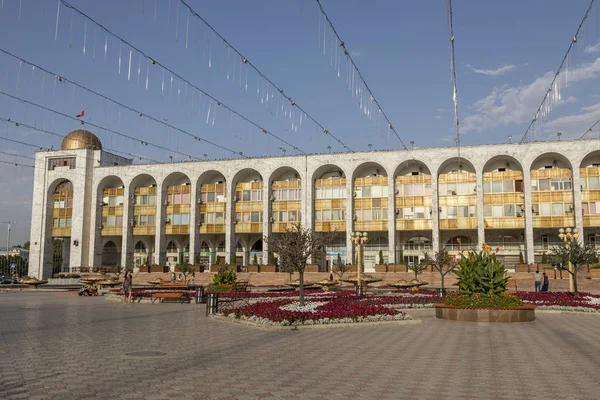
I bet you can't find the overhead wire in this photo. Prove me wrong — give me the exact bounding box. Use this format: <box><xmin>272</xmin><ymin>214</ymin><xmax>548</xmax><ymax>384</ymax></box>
<box><xmin>177</xmin><ymin>0</ymin><xmax>356</xmax><ymax>154</ymax></box>
<box><xmin>59</xmin><ymin>0</ymin><xmax>306</xmax><ymax>155</ymax></box>
<box><xmin>447</xmin><ymin>0</ymin><xmax>461</xmax><ymax>170</ymax></box>
<box><xmin>315</xmin><ymin>0</ymin><xmax>411</xmax><ymax>152</ymax></box>
<box><xmin>579</xmin><ymin>116</ymin><xmax>600</xmax><ymax>139</ymax></box>
<box><xmin>515</xmin><ymin>0</ymin><xmax>597</xmax><ymax>148</ymax></box>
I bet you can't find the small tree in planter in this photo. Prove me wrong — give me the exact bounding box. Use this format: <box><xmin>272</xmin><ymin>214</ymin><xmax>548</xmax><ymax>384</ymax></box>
<box><xmin>453</xmin><ymin>244</ymin><xmax>509</xmax><ymax>296</ymax></box>
<box><xmin>519</xmin><ymin>251</ymin><xmax>525</xmax><ymax>264</ymax></box>
<box><xmin>431</xmin><ymin>249</ymin><xmax>458</xmax><ymax>294</ymax></box>
<box><xmin>551</xmin><ymin>240</ymin><xmax>597</xmax><ymax>297</ymax></box>
<box><xmin>336</xmin><ymin>253</ymin><xmax>342</xmax><ymax>266</ymax></box>
<box><xmin>541</xmin><ymin>252</ymin><xmax>548</xmax><ymax>265</ymax></box>
<box><xmin>264</xmin><ymin>222</ymin><xmax>337</xmax><ymax>306</ymax></box>
<box><xmin>332</xmin><ymin>262</ymin><xmax>352</xmax><ymax>287</ymax></box>
<box><xmin>407</xmin><ymin>253</ymin><xmax>431</xmax><ymax>280</ymax></box>
<box><xmin>378</xmin><ymin>250</ymin><xmax>384</xmax><ymax>265</ymax></box>
<box><xmin>253</xmin><ymin>254</ymin><xmax>258</xmax><ymax>266</ymax></box>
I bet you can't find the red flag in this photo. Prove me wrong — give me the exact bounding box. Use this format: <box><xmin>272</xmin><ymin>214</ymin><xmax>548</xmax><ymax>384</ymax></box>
<box><xmin>76</xmin><ymin>110</ymin><xmax>85</xmax><ymax>118</ymax></box>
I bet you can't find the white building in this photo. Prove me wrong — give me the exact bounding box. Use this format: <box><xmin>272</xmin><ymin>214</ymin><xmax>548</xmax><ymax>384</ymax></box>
<box><xmin>28</xmin><ymin>129</ymin><xmax>600</xmax><ymax>279</ymax></box>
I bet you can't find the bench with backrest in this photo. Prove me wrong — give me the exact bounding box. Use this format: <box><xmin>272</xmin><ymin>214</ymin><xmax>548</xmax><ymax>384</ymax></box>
<box><xmin>150</xmin><ymin>280</ymin><xmax>191</xmax><ymax>303</ymax></box>
<box><xmin>218</xmin><ymin>280</ymin><xmax>250</xmax><ymax>311</ymax></box>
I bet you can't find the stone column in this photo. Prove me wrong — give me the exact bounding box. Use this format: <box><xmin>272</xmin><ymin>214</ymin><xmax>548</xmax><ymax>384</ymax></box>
<box><xmin>523</xmin><ymin>168</ymin><xmax>535</xmax><ymax>264</ymax></box>
<box><xmin>225</xmin><ymin>180</ymin><xmax>235</xmax><ymax>264</ymax></box>
<box><xmin>262</xmin><ymin>182</ymin><xmax>271</xmax><ymax>264</ymax></box>
<box><xmin>121</xmin><ymin>185</ymin><xmax>133</xmax><ymax>269</ymax></box>
<box><xmin>188</xmin><ymin>182</ymin><xmax>198</xmax><ymax>266</ymax></box>
<box><xmin>476</xmin><ymin>167</ymin><xmax>485</xmax><ymax>248</ymax></box>
<box><xmin>431</xmin><ymin>170</ymin><xmax>440</xmax><ymax>253</ymax></box>
<box><xmin>572</xmin><ymin>166</ymin><xmax>584</xmax><ymax>245</ymax></box>
<box><xmin>154</xmin><ymin>185</ymin><xmax>166</xmax><ymax>266</ymax></box>
<box><xmin>346</xmin><ymin>177</ymin><xmax>354</xmax><ymax>264</ymax></box>
<box><xmin>387</xmin><ymin>175</ymin><xmax>396</xmax><ymax>263</ymax></box>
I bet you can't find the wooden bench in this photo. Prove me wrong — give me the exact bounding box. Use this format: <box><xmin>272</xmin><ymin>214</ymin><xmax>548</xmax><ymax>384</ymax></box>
<box><xmin>218</xmin><ymin>280</ymin><xmax>250</xmax><ymax>311</ymax></box>
<box><xmin>151</xmin><ymin>292</ymin><xmax>190</xmax><ymax>303</ymax></box>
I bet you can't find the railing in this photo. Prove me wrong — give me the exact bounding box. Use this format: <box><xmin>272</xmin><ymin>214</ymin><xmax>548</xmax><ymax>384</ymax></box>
<box><xmin>438</xmin><ymin>172</ymin><xmax>476</xmax><ymax>183</ymax></box>
<box><xmin>582</xmin><ymin>191</ymin><xmax>600</xmax><ymax>202</ymax></box>
<box><xmin>534</xmin><ymin>243</ymin><xmax>562</xmax><ymax>251</ymax></box>
<box><xmin>354</xmin><ymin>176</ymin><xmax>387</xmax><ymax>186</ymax></box>
<box><xmin>103</xmin><ymin>187</ymin><xmax>125</xmax><ymax>196</ymax></box>
<box><xmin>200</xmin><ymin>203</ymin><xmax>226</xmax><ymax>213</ymax></box>
<box><xmin>396</xmin><ymin>219</ymin><xmax>432</xmax><ymax>230</ymax></box>
<box><xmin>236</xmin><ymin>181</ymin><xmax>263</xmax><ymax>191</ymax></box>
<box><xmin>272</xmin><ymin>222</ymin><xmax>300</xmax><ymax>232</ymax></box>
<box><xmin>580</xmin><ymin>167</ymin><xmax>600</xmax><ymax>177</ymax></box>
<box><xmin>199</xmin><ymin>224</ymin><xmax>225</xmax><ymax>234</ymax></box>
<box><xmin>134</xmin><ymin>205</ymin><xmax>156</xmax><ymax>215</ymax></box>
<box><xmin>583</xmin><ymin>215</ymin><xmax>600</xmax><ymax>227</ymax></box>
<box><xmin>101</xmin><ymin>226</ymin><xmax>122</xmax><ymax>236</ymax></box>
<box><xmin>485</xmin><ymin>242</ymin><xmax>525</xmax><ymax>251</ymax></box>
<box><xmin>315</xmin><ymin>178</ymin><xmax>346</xmax><ymax>188</ymax></box>
<box><xmin>314</xmin><ymin>221</ymin><xmax>346</xmax><ymax>232</ymax></box>
<box><xmin>167</xmin><ymin>185</ymin><xmax>191</xmax><ymax>194</ymax></box>
<box><xmin>314</xmin><ymin>199</ymin><xmax>346</xmax><ymax>209</ymax></box>
<box><xmin>53</xmin><ymin>208</ymin><xmax>73</xmax><ymax>218</ymax></box>
<box><xmin>51</xmin><ymin>227</ymin><xmax>71</xmax><ymax>237</ymax></box>
<box><xmin>133</xmin><ymin>226</ymin><xmax>155</xmax><ymax>235</ymax></box>
<box><xmin>439</xmin><ymin>218</ymin><xmax>478</xmax><ymax>229</ymax></box>
<box><xmin>354</xmin><ymin>220</ymin><xmax>388</xmax><ymax>231</ymax></box>
<box><xmin>166</xmin><ymin>204</ymin><xmax>190</xmax><ymax>214</ymax></box>
<box><xmin>395</xmin><ymin>196</ymin><xmax>432</xmax><ymax>207</ymax></box>
<box><xmin>402</xmin><ymin>244</ymin><xmax>433</xmax><ymax>251</ymax></box>
<box><xmin>531</xmin><ymin>168</ymin><xmax>571</xmax><ymax>179</ymax></box>
<box><xmin>395</xmin><ymin>175</ymin><xmax>431</xmax><ymax>184</ymax></box>
<box><xmin>272</xmin><ymin>180</ymin><xmax>302</xmax><ymax>189</ymax></box>
<box><xmin>531</xmin><ymin>192</ymin><xmax>573</xmax><ymax>203</ymax></box>
<box><xmin>354</xmin><ymin>198</ymin><xmax>389</xmax><ymax>208</ymax></box>
<box><xmin>483</xmin><ymin>171</ymin><xmax>523</xmax><ymax>181</ymax></box>
<box><xmin>135</xmin><ymin>186</ymin><xmax>156</xmax><ymax>195</ymax></box>
<box><xmin>272</xmin><ymin>200</ymin><xmax>301</xmax><ymax>211</ymax></box>
<box><xmin>165</xmin><ymin>225</ymin><xmax>189</xmax><ymax>235</ymax></box>
<box><xmin>102</xmin><ymin>206</ymin><xmax>124</xmax><ymax>217</ymax></box>
<box><xmin>483</xmin><ymin>218</ymin><xmax>525</xmax><ymax>229</ymax></box>
<box><xmin>438</xmin><ymin>194</ymin><xmax>477</xmax><ymax>206</ymax></box>
<box><xmin>443</xmin><ymin>244</ymin><xmax>478</xmax><ymax>252</ymax></box>
<box><xmin>532</xmin><ymin>215</ymin><xmax>575</xmax><ymax>228</ymax></box>
<box><xmin>235</xmin><ymin>222</ymin><xmax>262</xmax><ymax>233</ymax></box>
<box><xmin>235</xmin><ymin>201</ymin><xmax>263</xmax><ymax>212</ymax></box>
<box><xmin>483</xmin><ymin>193</ymin><xmax>524</xmax><ymax>203</ymax></box>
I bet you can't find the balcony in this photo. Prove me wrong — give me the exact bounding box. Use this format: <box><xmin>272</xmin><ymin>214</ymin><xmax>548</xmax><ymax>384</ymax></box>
<box><xmin>580</xmin><ymin>167</ymin><xmax>600</xmax><ymax>177</ymax></box>
<box><xmin>235</xmin><ymin>222</ymin><xmax>262</xmax><ymax>233</ymax></box>
<box><xmin>396</xmin><ymin>219</ymin><xmax>432</xmax><ymax>230</ymax></box>
<box><xmin>200</xmin><ymin>202</ymin><xmax>225</xmax><ymax>213</ymax></box>
<box><xmin>531</xmin><ymin>191</ymin><xmax>573</xmax><ymax>203</ymax></box>
<box><xmin>443</xmin><ymin>244</ymin><xmax>478</xmax><ymax>252</ymax></box>
<box><xmin>165</xmin><ymin>225</ymin><xmax>189</xmax><ymax>235</ymax></box>
<box><xmin>483</xmin><ymin>218</ymin><xmax>525</xmax><ymax>229</ymax></box>
<box><xmin>531</xmin><ymin>169</ymin><xmax>571</xmax><ymax>179</ymax></box>
<box><xmin>272</xmin><ymin>222</ymin><xmax>300</xmax><ymax>232</ymax></box>
<box><xmin>354</xmin><ymin>198</ymin><xmax>388</xmax><ymax>208</ymax></box>
<box><xmin>199</xmin><ymin>224</ymin><xmax>225</xmax><ymax>234</ymax></box>
<box><xmin>236</xmin><ymin>181</ymin><xmax>263</xmax><ymax>191</ymax></box>
<box><xmin>354</xmin><ymin>176</ymin><xmax>387</xmax><ymax>186</ymax></box>
<box><xmin>439</xmin><ymin>218</ymin><xmax>478</xmax><ymax>229</ymax></box>
<box><xmin>483</xmin><ymin>193</ymin><xmax>524</xmax><ymax>204</ymax></box>
<box><xmin>315</xmin><ymin>199</ymin><xmax>345</xmax><ymax>209</ymax></box>
<box><xmin>583</xmin><ymin>215</ymin><xmax>600</xmax><ymax>227</ymax></box>
<box><xmin>395</xmin><ymin>175</ymin><xmax>431</xmax><ymax>185</ymax></box>
<box><xmin>101</xmin><ymin>226</ymin><xmax>122</xmax><ymax>236</ymax></box>
<box><xmin>485</xmin><ymin>242</ymin><xmax>525</xmax><ymax>251</ymax></box>
<box><xmin>483</xmin><ymin>171</ymin><xmax>523</xmax><ymax>181</ymax></box>
<box><xmin>133</xmin><ymin>226</ymin><xmax>155</xmax><ymax>235</ymax></box>
<box><xmin>272</xmin><ymin>200</ymin><xmax>301</xmax><ymax>211</ymax></box>
<box><xmin>438</xmin><ymin>173</ymin><xmax>476</xmax><ymax>183</ymax></box>
<box><xmin>167</xmin><ymin>185</ymin><xmax>191</xmax><ymax>194</ymax></box>
<box><xmin>395</xmin><ymin>197</ymin><xmax>431</xmax><ymax>207</ymax></box>
<box><xmin>51</xmin><ymin>227</ymin><xmax>71</xmax><ymax>237</ymax></box>
<box><xmin>315</xmin><ymin>221</ymin><xmax>346</xmax><ymax>232</ymax></box>
<box><xmin>102</xmin><ymin>206</ymin><xmax>124</xmax><ymax>217</ymax></box>
<box><xmin>53</xmin><ymin>208</ymin><xmax>73</xmax><ymax>218</ymax></box>
<box><xmin>134</xmin><ymin>205</ymin><xmax>156</xmax><ymax>215</ymax></box>
<box><xmin>354</xmin><ymin>220</ymin><xmax>388</xmax><ymax>231</ymax></box>
<box><xmin>201</xmin><ymin>183</ymin><xmax>226</xmax><ymax>193</ymax></box>
<box><xmin>582</xmin><ymin>191</ymin><xmax>600</xmax><ymax>202</ymax></box>
<box><xmin>438</xmin><ymin>194</ymin><xmax>477</xmax><ymax>206</ymax></box>
<box><xmin>103</xmin><ymin>187</ymin><xmax>125</xmax><ymax>196</ymax></box>
<box><xmin>315</xmin><ymin>178</ymin><xmax>346</xmax><ymax>188</ymax></box>
<box><xmin>402</xmin><ymin>243</ymin><xmax>433</xmax><ymax>251</ymax></box>
<box><xmin>532</xmin><ymin>215</ymin><xmax>574</xmax><ymax>228</ymax></box>
<box><xmin>534</xmin><ymin>243</ymin><xmax>562</xmax><ymax>252</ymax></box>
<box><xmin>235</xmin><ymin>201</ymin><xmax>263</xmax><ymax>212</ymax></box>
<box><xmin>135</xmin><ymin>187</ymin><xmax>156</xmax><ymax>196</ymax></box>
<box><xmin>166</xmin><ymin>204</ymin><xmax>190</xmax><ymax>214</ymax></box>
<box><xmin>272</xmin><ymin>180</ymin><xmax>302</xmax><ymax>189</ymax></box>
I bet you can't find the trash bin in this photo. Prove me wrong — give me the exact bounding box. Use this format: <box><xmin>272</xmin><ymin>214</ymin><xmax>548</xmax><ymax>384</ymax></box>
<box><xmin>195</xmin><ymin>286</ymin><xmax>205</xmax><ymax>304</ymax></box>
<box><xmin>206</xmin><ymin>292</ymin><xmax>219</xmax><ymax>315</ymax></box>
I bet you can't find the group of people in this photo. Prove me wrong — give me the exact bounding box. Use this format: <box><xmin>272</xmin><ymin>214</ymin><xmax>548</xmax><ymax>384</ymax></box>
<box><xmin>534</xmin><ymin>270</ymin><xmax>550</xmax><ymax>292</ymax></box>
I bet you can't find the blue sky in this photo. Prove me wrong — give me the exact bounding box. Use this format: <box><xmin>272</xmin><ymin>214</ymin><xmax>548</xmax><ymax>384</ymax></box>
<box><xmin>1</xmin><ymin>0</ymin><xmax>600</xmax><ymax>245</ymax></box>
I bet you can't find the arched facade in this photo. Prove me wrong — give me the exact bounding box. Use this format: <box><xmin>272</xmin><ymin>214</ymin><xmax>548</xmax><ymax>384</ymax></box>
<box><xmin>28</xmin><ymin>136</ymin><xmax>600</xmax><ymax>278</ymax></box>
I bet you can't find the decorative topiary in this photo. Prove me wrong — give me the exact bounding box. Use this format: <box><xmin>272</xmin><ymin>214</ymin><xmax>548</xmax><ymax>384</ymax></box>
<box><xmin>378</xmin><ymin>250</ymin><xmax>384</xmax><ymax>265</ymax></box>
<box><xmin>336</xmin><ymin>253</ymin><xmax>342</xmax><ymax>265</ymax></box>
<box><xmin>253</xmin><ymin>254</ymin><xmax>258</xmax><ymax>266</ymax></box>
<box><xmin>519</xmin><ymin>251</ymin><xmax>525</xmax><ymax>264</ymax></box>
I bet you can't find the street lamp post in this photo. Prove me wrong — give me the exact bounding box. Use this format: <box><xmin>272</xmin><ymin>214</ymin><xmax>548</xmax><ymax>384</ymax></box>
<box><xmin>350</xmin><ymin>231</ymin><xmax>368</xmax><ymax>295</ymax></box>
<box><xmin>558</xmin><ymin>227</ymin><xmax>579</xmax><ymax>293</ymax></box>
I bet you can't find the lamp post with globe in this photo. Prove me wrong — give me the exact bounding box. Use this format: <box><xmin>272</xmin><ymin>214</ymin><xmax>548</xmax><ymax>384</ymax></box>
<box><xmin>350</xmin><ymin>232</ymin><xmax>368</xmax><ymax>295</ymax></box>
<box><xmin>558</xmin><ymin>227</ymin><xmax>578</xmax><ymax>293</ymax></box>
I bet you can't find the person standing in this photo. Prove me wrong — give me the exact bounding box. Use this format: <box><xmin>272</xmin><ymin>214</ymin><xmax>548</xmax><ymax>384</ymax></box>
<box><xmin>542</xmin><ymin>272</ymin><xmax>549</xmax><ymax>292</ymax></box>
<box><xmin>122</xmin><ymin>271</ymin><xmax>131</xmax><ymax>304</ymax></box>
<box><xmin>534</xmin><ymin>270</ymin><xmax>542</xmax><ymax>292</ymax></box>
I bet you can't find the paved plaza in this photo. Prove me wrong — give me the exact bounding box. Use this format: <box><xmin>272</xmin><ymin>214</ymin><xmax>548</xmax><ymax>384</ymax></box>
<box><xmin>1</xmin><ymin>292</ymin><xmax>600</xmax><ymax>399</ymax></box>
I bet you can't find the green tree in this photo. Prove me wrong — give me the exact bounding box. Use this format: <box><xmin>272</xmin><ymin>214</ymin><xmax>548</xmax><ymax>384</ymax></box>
<box><xmin>519</xmin><ymin>251</ymin><xmax>525</xmax><ymax>264</ymax></box>
<box><xmin>378</xmin><ymin>250</ymin><xmax>384</xmax><ymax>265</ymax></box>
<box><xmin>407</xmin><ymin>254</ymin><xmax>430</xmax><ymax>280</ymax></box>
<box><xmin>551</xmin><ymin>240</ymin><xmax>597</xmax><ymax>297</ymax></box>
<box><xmin>264</xmin><ymin>222</ymin><xmax>337</xmax><ymax>306</ymax></box>
<box><xmin>253</xmin><ymin>253</ymin><xmax>258</xmax><ymax>266</ymax></box>
<box><xmin>336</xmin><ymin>253</ymin><xmax>342</xmax><ymax>265</ymax></box>
<box><xmin>332</xmin><ymin>262</ymin><xmax>352</xmax><ymax>287</ymax></box>
<box><xmin>23</xmin><ymin>241</ymin><xmax>30</xmax><ymax>250</ymax></box>
<box><xmin>232</xmin><ymin>253</ymin><xmax>237</xmax><ymax>265</ymax></box>
<box><xmin>541</xmin><ymin>252</ymin><xmax>548</xmax><ymax>264</ymax></box>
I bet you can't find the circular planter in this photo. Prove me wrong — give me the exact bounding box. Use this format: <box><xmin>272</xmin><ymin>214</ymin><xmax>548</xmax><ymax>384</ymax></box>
<box><xmin>434</xmin><ymin>304</ymin><xmax>536</xmax><ymax>323</ymax></box>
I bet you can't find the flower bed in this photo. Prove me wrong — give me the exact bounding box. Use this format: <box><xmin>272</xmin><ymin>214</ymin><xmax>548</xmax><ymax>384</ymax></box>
<box><xmin>445</xmin><ymin>292</ymin><xmax>523</xmax><ymax>308</ymax></box>
<box><xmin>516</xmin><ymin>292</ymin><xmax>600</xmax><ymax>312</ymax></box>
<box><xmin>219</xmin><ymin>292</ymin><xmax>413</xmax><ymax>326</ymax></box>
<box><xmin>118</xmin><ymin>291</ymin><xmax>195</xmax><ymax>299</ymax></box>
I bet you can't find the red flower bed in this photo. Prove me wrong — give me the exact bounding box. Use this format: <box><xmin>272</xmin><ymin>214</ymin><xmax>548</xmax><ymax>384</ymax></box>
<box><xmin>223</xmin><ymin>292</ymin><xmax>408</xmax><ymax>324</ymax></box>
<box><xmin>516</xmin><ymin>291</ymin><xmax>600</xmax><ymax>310</ymax></box>
<box><xmin>121</xmin><ymin>291</ymin><xmax>194</xmax><ymax>298</ymax></box>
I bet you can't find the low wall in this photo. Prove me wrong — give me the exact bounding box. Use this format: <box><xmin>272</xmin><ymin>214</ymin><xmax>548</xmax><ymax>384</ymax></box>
<box><xmin>435</xmin><ymin>305</ymin><xmax>536</xmax><ymax>323</ymax></box>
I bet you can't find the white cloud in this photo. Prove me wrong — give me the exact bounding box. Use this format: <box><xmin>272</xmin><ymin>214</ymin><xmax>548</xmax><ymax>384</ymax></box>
<box><xmin>434</xmin><ymin>116</ymin><xmax>442</xmax><ymax>120</ymax></box>
<box><xmin>350</xmin><ymin>51</ymin><xmax>361</xmax><ymax>57</ymax></box>
<box><xmin>585</xmin><ymin>43</ymin><xmax>600</xmax><ymax>54</ymax></box>
<box><xmin>542</xmin><ymin>102</ymin><xmax>600</xmax><ymax>138</ymax></box>
<box><xmin>462</xmin><ymin>58</ymin><xmax>600</xmax><ymax>133</ymax></box>
<box><xmin>466</xmin><ymin>64</ymin><xmax>518</xmax><ymax>76</ymax></box>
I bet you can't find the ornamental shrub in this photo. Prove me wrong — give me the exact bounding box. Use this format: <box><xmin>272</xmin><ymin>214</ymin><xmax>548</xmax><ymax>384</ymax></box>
<box><xmin>253</xmin><ymin>254</ymin><xmax>258</xmax><ymax>266</ymax></box>
<box><xmin>453</xmin><ymin>244</ymin><xmax>509</xmax><ymax>296</ymax></box>
<box><xmin>213</xmin><ymin>269</ymin><xmax>236</xmax><ymax>285</ymax></box>
<box><xmin>519</xmin><ymin>251</ymin><xmax>524</xmax><ymax>264</ymax></box>
<box><xmin>378</xmin><ymin>250</ymin><xmax>384</xmax><ymax>265</ymax></box>
<box><xmin>205</xmin><ymin>283</ymin><xmax>233</xmax><ymax>293</ymax></box>
<box><xmin>445</xmin><ymin>292</ymin><xmax>522</xmax><ymax>307</ymax></box>
<box><xmin>541</xmin><ymin>252</ymin><xmax>548</xmax><ymax>264</ymax></box>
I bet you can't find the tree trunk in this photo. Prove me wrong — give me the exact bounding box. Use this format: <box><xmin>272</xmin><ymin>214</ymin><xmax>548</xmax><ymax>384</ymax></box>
<box><xmin>299</xmin><ymin>269</ymin><xmax>305</xmax><ymax>306</ymax></box>
<box><xmin>573</xmin><ymin>272</ymin><xmax>579</xmax><ymax>297</ymax></box>
<box><xmin>440</xmin><ymin>271</ymin><xmax>445</xmax><ymax>294</ymax></box>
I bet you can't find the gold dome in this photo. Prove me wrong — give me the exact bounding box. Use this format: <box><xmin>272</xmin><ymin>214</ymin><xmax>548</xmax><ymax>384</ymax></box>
<box><xmin>61</xmin><ymin>130</ymin><xmax>102</xmax><ymax>151</ymax></box>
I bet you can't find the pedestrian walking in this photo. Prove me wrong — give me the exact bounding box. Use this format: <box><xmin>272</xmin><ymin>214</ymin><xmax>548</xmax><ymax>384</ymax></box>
<box><xmin>542</xmin><ymin>272</ymin><xmax>549</xmax><ymax>292</ymax></box>
<box><xmin>122</xmin><ymin>271</ymin><xmax>132</xmax><ymax>303</ymax></box>
<box><xmin>534</xmin><ymin>270</ymin><xmax>542</xmax><ymax>292</ymax></box>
